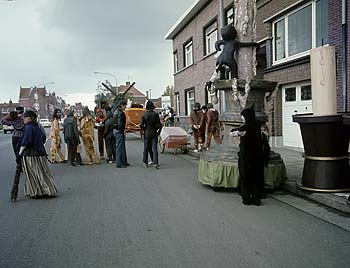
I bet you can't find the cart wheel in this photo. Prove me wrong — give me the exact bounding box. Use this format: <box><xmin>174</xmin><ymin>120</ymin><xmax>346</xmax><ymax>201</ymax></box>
<box><xmin>158</xmin><ymin>137</ymin><xmax>165</xmax><ymax>153</ymax></box>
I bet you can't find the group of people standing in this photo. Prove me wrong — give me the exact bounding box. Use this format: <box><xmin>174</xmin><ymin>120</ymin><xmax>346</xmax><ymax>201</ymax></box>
<box><xmin>189</xmin><ymin>102</ymin><xmax>222</xmax><ymax>152</ymax></box>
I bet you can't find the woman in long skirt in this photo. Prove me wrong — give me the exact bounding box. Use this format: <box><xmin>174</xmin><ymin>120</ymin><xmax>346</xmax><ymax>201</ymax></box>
<box><xmin>16</xmin><ymin>110</ymin><xmax>58</xmax><ymax>200</ymax></box>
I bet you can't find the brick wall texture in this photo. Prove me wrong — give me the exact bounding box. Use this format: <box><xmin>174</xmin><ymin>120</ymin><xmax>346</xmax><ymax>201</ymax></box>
<box><xmin>171</xmin><ymin>0</ymin><xmax>349</xmax><ymax>136</ymax></box>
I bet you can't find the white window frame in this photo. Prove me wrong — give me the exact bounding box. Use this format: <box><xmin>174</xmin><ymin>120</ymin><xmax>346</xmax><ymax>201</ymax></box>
<box><xmin>226</xmin><ymin>7</ymin><xmax>234</xmax><ymax>25</ymax></box>
<box><xmin>272</xmin><ymin>0</ymin><xmax>328</xmax><ymax>65</ymax></box>
<box><xmin>184</xmin><ymin>41</ymin><xmax>193</xmax><ymax>67</ymax></box>
<box><xmin>205</xmin><ymin>24</ymin><xmax>218</xmax><ymax>55</ymax></box>
<box><xmin>175</xmin><ymin>93</ymin><xmax>180</xmax><ymax>115</ymax></box>
<box><xmin>173</xmin><ymin>51</ymin><xmax>179</xmax><ymax>73</ymax></box>
<box><xmin>186</xmin><ymin>90</ymin><xmax>195</xmax><ymax>115</ymax></box>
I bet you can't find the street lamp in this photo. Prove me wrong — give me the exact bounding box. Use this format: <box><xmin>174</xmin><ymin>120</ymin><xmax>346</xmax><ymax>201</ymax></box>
<box><xmin>149</xmin><ymin>89</ymin><xmax>152</xmax><ymax>99</ymax></box>
<box><xmin>93</xmin><ymin>71</ymin><xmax>118</xmax><ymax>94</ymax></box>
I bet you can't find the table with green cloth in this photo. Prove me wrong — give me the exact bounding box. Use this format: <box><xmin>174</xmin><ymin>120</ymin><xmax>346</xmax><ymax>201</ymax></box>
<box><xmin>198</xmin><ymin>145</ymin><xmax>287</xmax><ymax>189</ymax></box>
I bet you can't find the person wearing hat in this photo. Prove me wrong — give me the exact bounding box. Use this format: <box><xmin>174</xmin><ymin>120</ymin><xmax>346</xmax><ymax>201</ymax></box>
<box><xmin>113</xmin><ymin>100</ymin><xmax>128</xmax><ymax>168</ymax></box>
<box><xmin>49</xmin><ymin>108</ymin><xmax>66</xmax><ymax>163</ymax></box>
<box><xmin>80</xmin><ymin>107</ymin><xmax>100</xmax><ymax>165</ymax></box>
<box><xmin>189</xmin><ymin>102</ymin><xmax>205</xmax><ymax>152</ymax></box>
<box><xmin>63</xmin><ymin>110</ymin><xmax>81</xmax><ymax>166</ymax></box>
<box><xmin>205</xmin><ymin>103</ymin><xmax>222</xmax><ymax>150</ymax></box>
<box><xmin>12</xmin><ymin>110</ymin><xmax>58</xmax><ymax>201</ymax></box>
<box><xmin>229</xmin><ymin>105</ymin><xmax>266</xmax><ymax>206</ymax></box>
<box><xmin>1</xmin><ymin>106</ymin><xmax>25</xmax><ymax>165</ymax></box>
<box><xmin>140</xmin><ymin>100</ymin><xmax>162</xmax><ymax>168</ymax></box>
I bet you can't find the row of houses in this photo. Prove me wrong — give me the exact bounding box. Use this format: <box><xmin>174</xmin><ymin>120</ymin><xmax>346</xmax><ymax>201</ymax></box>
<box><xmin>165</xmin><ymin>0</ymin><xmax>349</xmax><ymax>148</ymax></box>
<box><xmin>0</xmin><ymin>86</ymin><xmax>68</xmax><ymax>121</ymax></box>
<box><xmin>0</xmin><ymin>82</ymin><xmax>152</xmax><ymax>122</ymax></box>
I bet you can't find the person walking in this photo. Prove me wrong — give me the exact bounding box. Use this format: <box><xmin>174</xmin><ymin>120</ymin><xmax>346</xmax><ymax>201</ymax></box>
<box><xmin>49</xmin><ymin>108</ymin><xmax>66</xmax><ymax>163</ymax></box>
<box><xmin>63</xmin><ymin>110</ymin><xmax>80</xmax><ymax>166</ymax></box>
<box><xmin>80</xmin><ymin>107</ymin><xmax>100</xmax><ymax>165</ymax></box>
<box><xmin>200</xmin><ymin>105</ymin><xmax>207</xmax><ymax>148</ymax></box>
<box><xmin>140</xmin><ymin>101</ymin><xmax>162</xmax><ymax>169</ymax></box>
<box><xmin>14</xmin><ymin>110</ymin><xmax>58</xmax><ymax>201</ymax></box>
<box><xmin>230</xmin><ymin>106</ymin><xmax>266</xmax><ymax>206</ymax></box>
<box><xmin>113</xmin><ymin>100</ymin><xmax>128</xmax><ymax>168</ymax></box>
<box><xmin>103</xmin><ymin>110</ymin><xmax>116</xmax><ymax>163</ymax></box>
<box><xmin>189</xmin><ymin>102</ymin><xmax>205</xmax><ymax>152</ymax></box>
<box><xmin>95</xmin><ymin>107</ymin><xmax>106</xmax><ymax>160</ymax></box>
<box><xmin>205</xmin><ymin>103</ymin><xmax>222</xmax><ymax>150</ymax></box>
<box><xmin>1</xmin><ymin>106</ymin><xmax>24</xmax><ymax>166</ymax></box>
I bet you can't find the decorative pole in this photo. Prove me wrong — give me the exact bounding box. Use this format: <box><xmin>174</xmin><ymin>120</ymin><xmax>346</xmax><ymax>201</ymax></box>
<box><xmin>233</xmin><ymin>0</ymin><xmax>257</xmax><ymax>109</ymax></box>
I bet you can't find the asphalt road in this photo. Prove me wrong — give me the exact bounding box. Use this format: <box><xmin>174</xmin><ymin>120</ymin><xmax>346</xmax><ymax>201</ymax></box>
<box><xmin>0</xmin><ymin>130</ymin><xmax>349</xmax><ymax>268</ymax></box>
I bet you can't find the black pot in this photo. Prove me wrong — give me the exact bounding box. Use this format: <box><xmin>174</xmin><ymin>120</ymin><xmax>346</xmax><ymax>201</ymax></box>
<box><xmin>293</xmin><ymin>114</ymin><xmax>350</xmax><ymax>192</ymax></box>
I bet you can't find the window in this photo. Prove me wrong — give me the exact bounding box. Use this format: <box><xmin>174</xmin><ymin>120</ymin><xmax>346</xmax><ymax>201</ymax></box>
<box><xmin>285</xmin><ymin>87</ymin><xmax>296</xmax><ymax>102</ymax></box>
<box><xmin>173</xmin><ymin>50</ymin><xmax>179</xmax><ymax>73</ymax></box>
<box><xmin>301</xmin><ymin>85</ymin><xmax>312</xmax><ymax>101</ymax></box>
<box><xmin>316</xmin><ymin>0</ymin><xmax>328</xmax><ymax>46</ymax></box>
<box><xmin>204</xmin><ymin>21</ymin><xmax>218</xmax><ymax>55</ymax></box>
<box><xmin>226</xmin><ymin>7</ymin><xmax>234</xmax><ymax>25</ymax></box>
<box><xmin>272</xmin><ymin>0</ymin><xmax>328</xmax><ymax>64</ymax></box>
<box><xmin>184</xmin><ymin>40</ymin><xmax>193</xmax><ymax>67</ymax></box>
<box><xmin>174</xmin><ymin>93</ymin><xmax>180</xmax><ymax>115</ymax></box>
<box><xmin>186</xmin><ymin>90</ymin><xmax>195</xmax><ymax>115</ymax></box>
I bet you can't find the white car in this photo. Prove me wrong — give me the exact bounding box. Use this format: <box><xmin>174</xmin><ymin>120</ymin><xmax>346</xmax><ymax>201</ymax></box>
<box><xmin>3</xmin><ymin>124</ymin><xmax>14</xmax><ymax>134</ymax></box>
<box><xmin>39</xmin><ymin>119</ymin><xmax>51</xmax><ymax>128</ymax></box>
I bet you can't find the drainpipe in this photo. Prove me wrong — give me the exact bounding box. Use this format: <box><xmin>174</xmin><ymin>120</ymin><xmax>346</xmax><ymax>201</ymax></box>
<box><xmin>219</xmin><ymin>0</ymin><xmax>225</xmax><ymax>29</ymax></box>
<box><xmin>342</xmin><ymin>0</ymin><xmax>348</xmax><ymax>112</ymax></box>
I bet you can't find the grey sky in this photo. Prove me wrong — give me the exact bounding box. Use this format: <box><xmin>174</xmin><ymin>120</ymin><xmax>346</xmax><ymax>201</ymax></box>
<box><xmin>0</xmin><ymin>0</ymin><xmax>193</xmax><ymax>108</ymax></box>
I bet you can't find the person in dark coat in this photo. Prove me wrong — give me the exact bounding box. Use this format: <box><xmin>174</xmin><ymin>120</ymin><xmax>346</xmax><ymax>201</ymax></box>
<box><xmin>113</xmin><ymin>100</ymin><xmax>128</xmax><ymax>168</ymax></box>
<box><xmin>63</xmin><ymin>110</ymin><xmax>80</xmax><ymax>166</ymax></box>
<box><xmin>13</xmin><ymin>110</ymin><xmax>58</xmax><ymax>201</ymax></box>
<box><xmin>140</xmin><ymin>101</ymin><xmax>162</xmax><ymax>169</ymax></box>
<box><xmin>103</xmin><ymin>110</ymin><xmax>116</xmax><ymax>163</ymax></box>
<box><xmin>230</xmin><ymin>106</ymin><xmax>265</xmax><ymax>206</ymax></box>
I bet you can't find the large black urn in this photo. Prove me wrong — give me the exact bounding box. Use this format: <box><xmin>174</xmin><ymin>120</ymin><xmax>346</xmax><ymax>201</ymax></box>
<box><xmin>293</xmin><ymin>114</ymin><xmax>350</xmax><ymax>192</ymax></box>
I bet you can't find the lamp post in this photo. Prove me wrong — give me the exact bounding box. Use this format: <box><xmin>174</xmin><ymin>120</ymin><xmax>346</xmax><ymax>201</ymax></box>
<box><xmin>149</xmin><ymin>88</ymin><xmax>152</xmax><ymax>99</ymax></box>
<box><xmin>94</xmin><ymin>71</ymin><xmax>118</xmax><ymax>95</ymax></box>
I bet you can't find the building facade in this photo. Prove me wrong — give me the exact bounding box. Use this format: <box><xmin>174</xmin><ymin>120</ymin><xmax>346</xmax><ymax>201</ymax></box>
<box><xmin>165</xmin><ymin>0</ymin><xmax>349</xmax><ymax>148</ymax></box>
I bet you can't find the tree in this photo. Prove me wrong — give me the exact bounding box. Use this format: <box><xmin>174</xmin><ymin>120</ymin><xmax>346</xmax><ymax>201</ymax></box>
<box><xmin>163</xmin><ymin>85</ymin><xmax>174</xmax><ymax>96</ymax></box>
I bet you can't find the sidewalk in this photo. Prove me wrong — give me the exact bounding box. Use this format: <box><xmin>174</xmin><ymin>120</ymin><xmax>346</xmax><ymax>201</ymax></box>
<box><xmin>187</xmin><ymin>141</ymin><xmax>350</xmax><ymax>214</ymax></box>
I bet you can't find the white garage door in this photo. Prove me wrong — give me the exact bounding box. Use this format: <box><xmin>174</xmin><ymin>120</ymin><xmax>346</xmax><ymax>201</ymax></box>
<box><xmin>282</xmin><ymin>83</ymin><xmax>313</xmax><ymax>148</ymax></box>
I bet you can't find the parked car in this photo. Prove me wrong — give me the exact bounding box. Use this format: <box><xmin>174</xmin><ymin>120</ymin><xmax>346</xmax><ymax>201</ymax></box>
<box><xmin>39</xmin><ymin>119</ymin><xmax>51</xmax><ymax>128</ymax></box>
<box><xmin>3</xmin><ymin>125</ymin><xmax>14</xmax><ymax>134</ymax></box>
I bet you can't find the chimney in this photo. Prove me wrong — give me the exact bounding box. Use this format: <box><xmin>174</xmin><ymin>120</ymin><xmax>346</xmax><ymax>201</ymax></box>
<box><xmin>126</xmin><ymin>81</ymin><xmax>130</xmax><ymax>86</ymax></box>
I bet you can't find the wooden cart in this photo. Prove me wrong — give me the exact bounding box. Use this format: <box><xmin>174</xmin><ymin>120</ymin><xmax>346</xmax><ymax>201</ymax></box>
<box><xmin>124</xmin><ymin>108</ymin><xmax>145</xmax><ymax>137</ymax></box>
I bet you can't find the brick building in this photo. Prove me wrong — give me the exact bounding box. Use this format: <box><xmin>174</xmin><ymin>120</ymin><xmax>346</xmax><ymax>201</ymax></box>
<box><xmin>113</xmin><ymin>82</ymin><xmax>147</xmax><ymax>106</ymax></box>
<box><xmin>18</xmin><ymin>87</ymin><xmax>67</xmax><ymax>119</ymax></box>
<box><xmin>0</xmin><ymin>100</ymin><xmax>19</xmax><ymax>121</ymax></box>
<box><xmin>165</xmin><ymin>0</ymin><xmax>349</xmax><ymax>148</ymax></box>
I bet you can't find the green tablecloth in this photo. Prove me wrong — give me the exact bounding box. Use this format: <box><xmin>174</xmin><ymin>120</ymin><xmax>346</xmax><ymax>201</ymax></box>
<box><xmin>198</xmin><ymin>159</ymin><xmax>287</xmax><ymax>189</ymax></box>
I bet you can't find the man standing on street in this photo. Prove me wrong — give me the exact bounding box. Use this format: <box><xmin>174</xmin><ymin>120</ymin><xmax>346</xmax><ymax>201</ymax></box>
<box><xmin>205</xmin><ymin>103</ymin><xmax>222</xmax><ymax>150</ymax></box>
<box><xmin>113</xmin><ymin>100</ymin><xmax>128</xmax><ymax>168</ymax></box>
<box><xmin>140</xmin><ymin>101</ymin><xmax>162</xmax><ymax>169</ymax></box>
<box><xmin>1</xmin><ymin>106</ymin><xmax>25</xmax><ymax>166</ymax></box>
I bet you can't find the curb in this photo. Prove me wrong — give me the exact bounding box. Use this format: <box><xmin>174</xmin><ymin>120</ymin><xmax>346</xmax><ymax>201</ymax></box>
<box><xmin>188</xmin><ymin>148</ymin><xmax>350</xmax><ymax>214</ymax></box>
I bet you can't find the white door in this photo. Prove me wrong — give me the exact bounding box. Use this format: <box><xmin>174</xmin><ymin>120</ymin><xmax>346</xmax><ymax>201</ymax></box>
<box><xmin>282</xmin><ymin>83</ymin><xmax>312</xmax><ymax>148</ymax></box>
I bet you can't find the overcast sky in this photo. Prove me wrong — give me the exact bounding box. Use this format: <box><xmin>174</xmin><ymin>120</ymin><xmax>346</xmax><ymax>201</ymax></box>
<box><xmin>0</xmin><ymin>0</ymin><xmax>194</xmax><ymax>108</ymax></box>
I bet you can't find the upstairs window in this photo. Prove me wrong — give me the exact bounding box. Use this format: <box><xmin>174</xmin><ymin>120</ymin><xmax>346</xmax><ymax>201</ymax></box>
<box><xmin>204</xmin><ymin>21</ymin><xmax>218</xmax><ymax>55</ymax></box>
<box><xmin>272</xmin><ymin>0</ymin><xmax>328</xmax><ymax>64</ymax></box>
<box><xmin>173</xmin><ymin>50</ymin><xmax>179</xmax><ymax>73</ymax></box>
<box><xmin>226</xmin><ymin>7</ymin><xmax>234</xmax><ymax>25</ymax></box>
<box><xmin>184</xmin><ymin>40</ymin><xmax>193</xmax><ymax>67</ymax></box>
